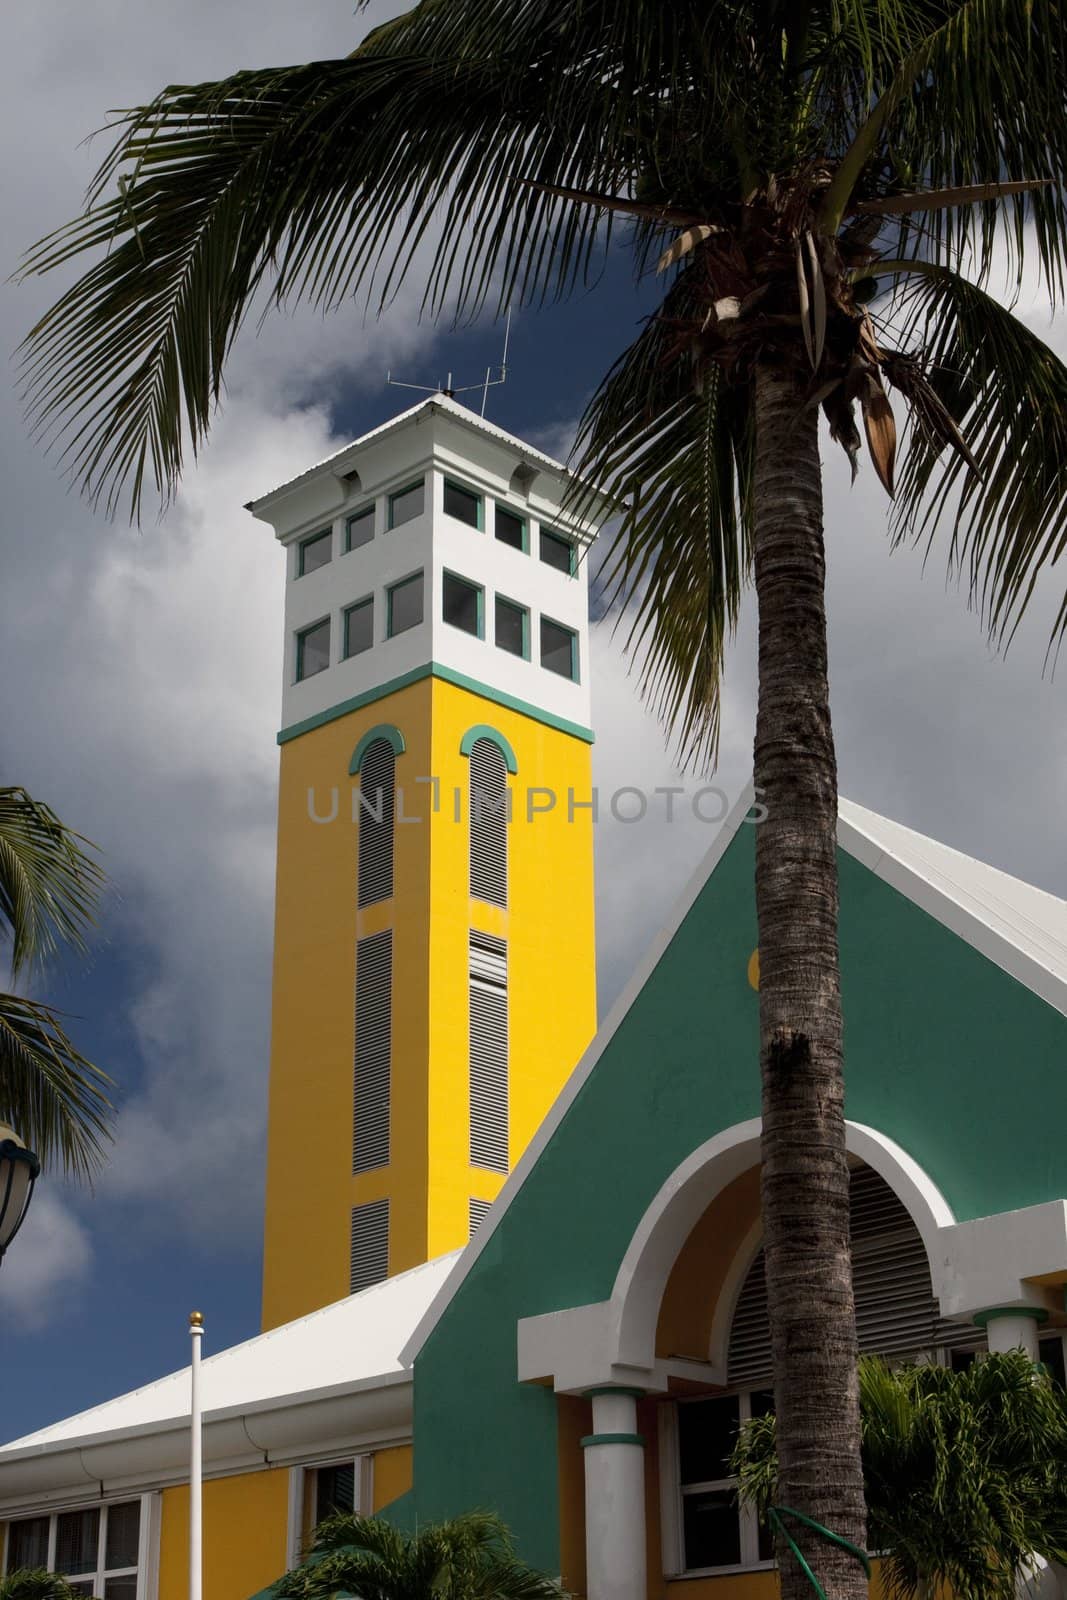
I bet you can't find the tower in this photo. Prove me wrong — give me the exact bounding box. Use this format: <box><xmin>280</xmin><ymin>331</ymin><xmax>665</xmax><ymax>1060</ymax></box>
<box><xmin>250</xmin><ymin>397</ymin><xmax>611</xmax><ymax>1330</ymax></box>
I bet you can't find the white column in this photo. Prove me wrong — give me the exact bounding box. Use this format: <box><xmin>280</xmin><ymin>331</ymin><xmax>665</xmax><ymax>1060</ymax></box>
<box><xmin>582</xmin><ymin>1389</ymin><xmax>646</xmax><ymax>1600</ymax></box>
<box><xmin>978</xmin><ymin>1308</ymin><xmax>1045</xmax><ymax>1360</ymax></box>
<box><xmin>189</xmin><ymin>1312</ymin><xmax>204</xmax><ymax>1600</ymax></box>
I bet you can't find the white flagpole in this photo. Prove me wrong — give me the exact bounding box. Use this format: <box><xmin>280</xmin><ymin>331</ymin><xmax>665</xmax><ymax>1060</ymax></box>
<box><xmin>189</xmin><ymin>1311</ymin><xmax>204</xmax><ymax>1600</ymax></box>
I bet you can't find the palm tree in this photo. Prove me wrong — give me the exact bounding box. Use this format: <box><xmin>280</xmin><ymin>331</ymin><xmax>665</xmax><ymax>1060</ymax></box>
<box><xmin>734</xmin><ymin>1350</ymin><xmax>1067</xmax><ymax>1600</ymax></box>
<box><xmin>0</xmin><ymin>1572</ymin><xmax>96</xmax><ymax>1600</ymax></box>
<box><xmin>272</xmin><ymin>1510</ymin><xmax>563</xmax><ymax>1599</ymax></box>
<box><xmin>17</xmin><ymin>5</ymin><xmax>1067</xmax><ymax>1595</ymax></box>
<box><xmin>0</xmin><ymin>787</ymin><xmax>113</xmax><ymax>1180</ymax></box>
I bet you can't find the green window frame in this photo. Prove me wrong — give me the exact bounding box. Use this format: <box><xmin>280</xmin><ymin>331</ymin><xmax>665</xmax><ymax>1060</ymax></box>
<box><xmin>494</xmin><ymin>504</ymin><xmax>528</xmax><ymax>552</ymax></box>
<box><xmin>442</xmin><ymin>570</ymin><xmax>485</xmax><ymax>639</ymax></box>
<box><xmin>345</xmin><ymin>506</ymin><xmax>375</xmax><ymax>551</ymax></box>
<box><xmin>298</xmin><ymin>527</ymin><xmax>333</xmax><ymax>577</ymax></box>
<box><xmin>295</xmin><ymin>617</ymin><xmax>331</xmax><ymax>681</ymax></box>
<box><xmin>539</xmin><ymin>525</ymin><xmax>577</xmax><ymax>576</ymax></box>
<box><xmin>540</xmin><ymin>615</ymin><xmax>579</xmax><ymax>681</ymax></box>
<box><xmin>343</xmin><ymin>596</ymin><xmax>374</xmax><ymax>659</ymax></box>
<box><xmin>388</xmin><ymin>479</ymin><xmax>425</xmax><ymax>530</ymax></box>
<box><xmin>443</xmin><ymin>478</ymin><xmax>484</xmax><ymax>531</ymax></box>
<box><xmin>386</xmin><ymin>571</ymin><xmax>424</xmax><ymax>637</ymax></box>
<box><xmin>495</xmin><ymin>594</ymin><xmax>529</xmax><ymax>659</ymax></box>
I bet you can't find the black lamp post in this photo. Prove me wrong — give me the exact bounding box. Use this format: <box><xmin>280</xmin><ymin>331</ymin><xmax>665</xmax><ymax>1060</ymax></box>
<box><xmin>0</xmin><ymin>1124</ymin><xmax>40</xmax><ymax>1266</ymax></box>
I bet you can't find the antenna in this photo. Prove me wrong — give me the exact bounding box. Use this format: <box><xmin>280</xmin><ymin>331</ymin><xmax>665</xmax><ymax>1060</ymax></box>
<box><xmin>386</xmin><ymin>308</ymin><xmax>512</xmax><ymax>418</ymax></box>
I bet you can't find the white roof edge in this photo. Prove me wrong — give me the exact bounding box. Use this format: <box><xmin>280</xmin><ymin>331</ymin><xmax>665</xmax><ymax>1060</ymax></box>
<box><xmin>246</xmin><ymin>395</ymin><xmax>611</xmax><ymax>516</ymax></box>
<box><xmin>402</xmin><ymin>785</ymin><xmax>1067</xmax><ymax>1362</ymax></box>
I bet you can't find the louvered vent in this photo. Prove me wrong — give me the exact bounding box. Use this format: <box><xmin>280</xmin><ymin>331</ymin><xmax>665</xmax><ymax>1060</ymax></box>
<box><xmin>357</xmin><ymin>740</ymin><xmax>395</xmax><ymax>907</ymax></box>
<box><xmin>353</xmin><ymin>930</ymin><xmax>391</xmax><ymax>1173</ymax></box>
<box><xmin>350</xmin><ymin>1198</ymin><xmax>389</xmax><ymax>1293</ymax></box>
<box><xmin>469</xmin><ymin>1197</ymin><xmax>492</xmax><ymax>1238</ymax></box>
<box><xmin>728</xmin><ymin>1165</ymin><xmax>971</xmax><ymax>1386</ymax></box>
<box><xmin>469</xmin><ymin>739</ymin><xmax>508</xmax><ymax>907</ymax></box>
<box><xmin>469</xmin><ymin>931</ymin><xmax>508</xmax><ymax>1172</ymax></box>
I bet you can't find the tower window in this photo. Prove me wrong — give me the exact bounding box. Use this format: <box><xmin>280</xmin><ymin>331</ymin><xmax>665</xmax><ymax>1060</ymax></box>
<box><xmin>344</xmin><ymin>597</ymin><xmax>374</xmax><ymax>659</ymax></box>
<box><xmin>298</xmin><ymin>528</ymin><xmax>333</xmax><ymax>576</ymax></box>
<box><xmin>387</xmin><ymin>572</ymin><xmax>424</xmax><ymax>637</ymax></box>
<box><xmin>388</xmin><ymin>480</ymin><xmax>424</xmax><ymax>529</ymax></box>
<box><xmin>345</xmin><ymin>506</ymin><xmax>374</xmax><ymax>551</ymax></box>
<box><xmin>469</xmin><ymin>931</ymin><xmax>508</xmax><ymax>1173</ymax></box>
<box><xmin>539</xmin><ymin>526</ymin><xmax>575</xmax><ymax>574</ymax></box>
<box><xmin>350</xmin><ymin>1197</ymin><xmax>389</xmax><ymax>1290</ymax></box>
<box><xmin>295</xmin><ymin>618</ymin><xmax>331</xmax><ymax>681</ymax></box>
<box><xmin>443</xmin><ymin>572</ymin><xmax>484</xmax><ymax>638</ymax></box>
<box><xmin>444</xmin><ymin>479</ymin><xmax>483</xmax><ymax>529</ymax></box>
<box><xmin>540</xmin><ymin>617</ymin><xmax>578</xmax><ymax>681</ymax></box>
<box><xmin>495</xmin><ymin>506</ymin><xmax>526</xmax><ymax>551</ymax></box>
<box><xmin>357</xmin><ymin>739</ymin><xmax>395</xmax><ymax>906</ymax></box>
<box><xmin>353</xmin><ymin>930</ymin><xmax>392</xmax><ymax>1173</ymax></box>
<box><xmin>469</xmin><ymin>737</ymin><xmax>508</xmax><ymax>907</ymax></box>
<box><xmin>469</xmin><ymin>1197</ymin><xmax>492</xmax><ymax>1238</ymax></box>
<box><xmin>495</xmin><ymin>596</ymin><xmax>528</xmax><ymax>659</ymax></box>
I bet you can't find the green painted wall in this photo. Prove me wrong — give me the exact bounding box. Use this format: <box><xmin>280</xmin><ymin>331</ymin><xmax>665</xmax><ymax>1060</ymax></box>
<box><xmin>408</xmin><ymin>821</ymin><xmax>1067</xmax><ymax>1571</ymax></box>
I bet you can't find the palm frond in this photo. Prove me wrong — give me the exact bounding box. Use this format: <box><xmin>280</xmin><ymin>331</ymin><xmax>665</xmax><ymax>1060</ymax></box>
<box><xmin>0</xmin><ymin>992</ymin><xmax>113</xmax><ymax>1181</ymax></box>
<box><xmin>874</xmin><ymin>259</ymin><xmax>1067</xmax><ymax>653</ymax></box>
<box><xmin>0</xmin><ymin>788</ymin><xmax>104</xmax><ymax>978</ymax></box>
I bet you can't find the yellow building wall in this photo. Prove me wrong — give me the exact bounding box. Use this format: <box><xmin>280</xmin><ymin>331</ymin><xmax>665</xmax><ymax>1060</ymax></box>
<box><xmin>372</xmin><ymin>1444</ymin><xmax>414</xmax><ymax>1512</ymax></box>
<box><xmin>262</xmin><ymin>674</ymin><xmax>597</xmax><ymax>1329</ymax></box>
<box><xmin>158</xmin><ymin>1470</ymin><xmax>289</xmax><ymax>1600</ymax></box>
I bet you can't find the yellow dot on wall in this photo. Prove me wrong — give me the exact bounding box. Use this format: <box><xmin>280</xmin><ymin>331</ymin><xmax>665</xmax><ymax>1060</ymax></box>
<box><xmin>747</xmin><ymin>949</ymin><xmax>760</xmax><ymax>990</ymax></box>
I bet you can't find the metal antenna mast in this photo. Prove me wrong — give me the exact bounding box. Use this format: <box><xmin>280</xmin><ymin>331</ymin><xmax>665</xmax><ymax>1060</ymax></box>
<box><xmin>385</xmin><ymin>308</ymin><xmax>512</xmax><ymax>417</ymax></box>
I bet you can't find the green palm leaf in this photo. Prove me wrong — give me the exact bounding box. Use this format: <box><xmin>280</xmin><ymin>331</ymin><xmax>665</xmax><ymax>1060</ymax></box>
<box><xmin>0</xmin><ymin>993</ymin><xmax>112</xmax><ymax>1183</ymax></box>
<box><xmin>0</xmin><ymin>788</ymin><xmax>104</xmax><ymax>976</ymax></box>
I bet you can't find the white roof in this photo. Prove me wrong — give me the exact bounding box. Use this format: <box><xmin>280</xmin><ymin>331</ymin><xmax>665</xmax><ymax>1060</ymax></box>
<box><xmin>0</xmin><ymin>1251</ymin><xmax>458</xmax><ymax>1461</ymax></box>
<box><xmin>248</xmin><ymin>394</ymin><xmax>587</xmax><ymax>511</ymax></box>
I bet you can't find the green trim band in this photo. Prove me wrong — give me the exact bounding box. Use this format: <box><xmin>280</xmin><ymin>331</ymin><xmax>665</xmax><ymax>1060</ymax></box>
<box><xmin>277</xmin><ymin>662</ymin><xmax>594</xmax><ymax>746</ymax></box>
<box><xmin>579</xmin><ymin>1433</ymin><xmax>645</xmax><ymax>1449</ymax></box>
<box><xmin>581</xmin><ymin>1387</ymin><xmax>646</xmax><ymax>1400</ymax></box>
<box><xmin>349</xmin><ymin>724</ymin><xmax>406</xmax><ymax>774</ymax></box>
<box><xmin>459</xmin><ymin>725</ymin><xmax>519</xmax><ymax>774</ymax></box>
<box><xmin>973</xmin><ymin>1306</ymin><xmax>1050</xmax><ymax>1327</ymax></box>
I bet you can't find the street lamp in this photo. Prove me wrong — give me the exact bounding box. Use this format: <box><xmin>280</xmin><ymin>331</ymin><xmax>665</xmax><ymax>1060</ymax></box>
<box><xmin>0</xmin><ymin>1124</ymin><xmax>40</xmax><ymax>1265</ymax></box>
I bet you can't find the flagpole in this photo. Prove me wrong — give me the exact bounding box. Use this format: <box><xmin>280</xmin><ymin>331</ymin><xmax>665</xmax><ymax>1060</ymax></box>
<box><xmin>189</xmin><ymin>1311</ymin><xmax>204</xmax><ymax>1600</ymax></box>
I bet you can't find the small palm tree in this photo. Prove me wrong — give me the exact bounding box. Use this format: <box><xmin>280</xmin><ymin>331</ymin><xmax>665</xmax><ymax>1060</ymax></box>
<box><xmin>733</xmin><ymin>1350</ymin><xmax>1067</xmax><ymax>1600</ymax></box>
<box><xmin>0</xmin><ymin>1572</ymin><xmax>95</xmax><ymax>1600</ymax></box>
<box><xmin>272</xmin><ymin>1511</ymin><xmax>563</xmax><ymax>1600</ymax></box>
<box><xmin>0</xmin><ymin>787</ymin><xmax>113</xmax><ymax>1180</ymax></box>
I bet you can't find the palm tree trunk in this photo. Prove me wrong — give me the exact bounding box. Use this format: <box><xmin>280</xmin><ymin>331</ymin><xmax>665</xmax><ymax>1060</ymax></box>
<box><xmin>751</xmin><ymin>361</ymin><xmax>867</xmax><ymax>1600</ymax></box>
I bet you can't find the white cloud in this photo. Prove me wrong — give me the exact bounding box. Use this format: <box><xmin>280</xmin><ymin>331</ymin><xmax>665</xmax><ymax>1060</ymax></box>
<box><xmin>1</xmin><ymin>1189</ymin><xmax>93</xmax><ymax>1331</ymax></box>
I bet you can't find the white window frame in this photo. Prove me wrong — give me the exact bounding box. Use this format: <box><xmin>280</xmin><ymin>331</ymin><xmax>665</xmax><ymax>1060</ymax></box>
<box><xmin>660</xmin><ymin>1390</ymin><xmax>772</xmax><ymax>1579</ymax></box>
<box><xmin>3</xmin><ymin>1492</ymin><xmax>159</xmax><ymax>1600</ymax></box>
<box><xmin>286</xmin><ymin>1455</ymin><xmax>373</xmax><ymax>1569</ymax></box>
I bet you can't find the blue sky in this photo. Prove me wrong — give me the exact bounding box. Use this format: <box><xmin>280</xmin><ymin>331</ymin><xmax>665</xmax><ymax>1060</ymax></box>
<box><xmin>1</xmin><ymin>0</ymin><xmax>1065</xmax><ymax>1446</ymax></box>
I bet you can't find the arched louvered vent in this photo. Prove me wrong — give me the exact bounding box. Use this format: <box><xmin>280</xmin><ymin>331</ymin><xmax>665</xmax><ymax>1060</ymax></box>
<box><xmin>350</xmin><ymin>1198</ymin><xmax>389</xmax><ymax>1293</ymax></box>
<box><xmin>469</xmin><ymin>931</ymin><xmax>509</xmax><ymax>1172</ymax></box>
<box><xmin>352</xmin><ymin>929</ymin><xmax>391</xmax><ymax>1173</ymax></box>
<box><xmin>469</xmin><ymin>739</ymin><xmax>508</xmax><ymax>907</ymax></box>
<box><xmin>727</xmin><ymin>1165</ymin><xmax>971</xmax><ymax>1387</ymax></box>
<box><xmin>469</xmin><ymin>1197</ymin><xmax>492</xmax><ymax>1238</ymax></box>
<box><xmin>357</xmin><ymin>739</ymin><xmax>395</xmax><ymax>907</ymax></box>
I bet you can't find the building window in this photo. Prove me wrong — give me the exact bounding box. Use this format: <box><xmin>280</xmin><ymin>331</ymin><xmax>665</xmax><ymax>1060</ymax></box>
<box><xmin>296</xmin><ymin>618</ymin><xmax>331</xmax><ymax>681</ymax></box>
<box><xmin>298</xmin><ymin>528</ymin><xmax>333</xmax><ymax>577</ymax></box>
<box><xmin>6</xmin><ymin>1499</ymin><xmax>146</xmax><ymax>1598</ymax></box>
<box><xmin>673</xmin><ymin>1391</ymin><xmax>775</xmax><ymax>1574</ymax></box>
<box><xmin>353</xmin><ymin>929</ymin><xmax>392</xmax><ymax>1175</ymax></box>
<box><xmin>345</xmin><ymin>507</ymin><xmax>375</xmax><ymax>551</ymax></box>
<box><xmin>443</xmin><ymin>572</ymin><xmax>484</xmax><ymax>638</ymax></box>
<box><xmin>540</xmin><ymin>617</ymin><xmax>578</xmax><ymax>681</ymax></box>
<box><xmin>344</xmin><ymin>598</ymin><xmax>374</xmax><ymax>659</ymax></box>
<box><xmin>469</xmin><ymin>1197</ymin><xmax>492</xmax><ymax>1238</ymax></box>
<box><xmin>494</xmin><ymin>506</ymin><xmax>526</xmax><ymax>551</ymax></box>
<box><xmin>388</xmin><ymin>480</ymin><xmax>424</xmax><ymax>529</ymax></box>
<box><xmin>469</xmin><ymin>737</ymin><xmax>508</xmax><ymax>906</ymax></box>
<box><xmin>350</xmin><ymin>1196</ymin><xmax>389</xmax><ymax>1291</ymax></box>
<box><xmin>387</xmin><ymin>572</ymin><xmax>424</xmax><ymax>637</ymax></box>
<box><xmin>315</xmin><ymin>1460</ymin><xmax>356</xmax><ymax>1522</ymax></box>
<box><xmin>357</xmin><ymin>738</ymin><xmax>395</xmax><ymax>908</ymax></box>
<box><xmin>539</xmin><ymin>526</ymin><xmax>575</xmax><ymax>574</ymax></box>
<box><xmin>495</xmin><ymin>596</ymin><xmax>528</xmax><ymax>659</ymax></box>
<box><xmin>469</xmin><ymin>931</ymin><xmax>508</xmax><ymax>1173</ymax></box>
<box><xmin>444</xmin><ymin>479</ymin><xmax>483</xmax><ymax>529</ymax></box>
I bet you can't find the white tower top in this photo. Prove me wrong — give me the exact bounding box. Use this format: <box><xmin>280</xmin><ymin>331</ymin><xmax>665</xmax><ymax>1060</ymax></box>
<box><xmin>247</xmin><ymin>395</ymin><xmax>614</xmax><ymax>744</ymax></box>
